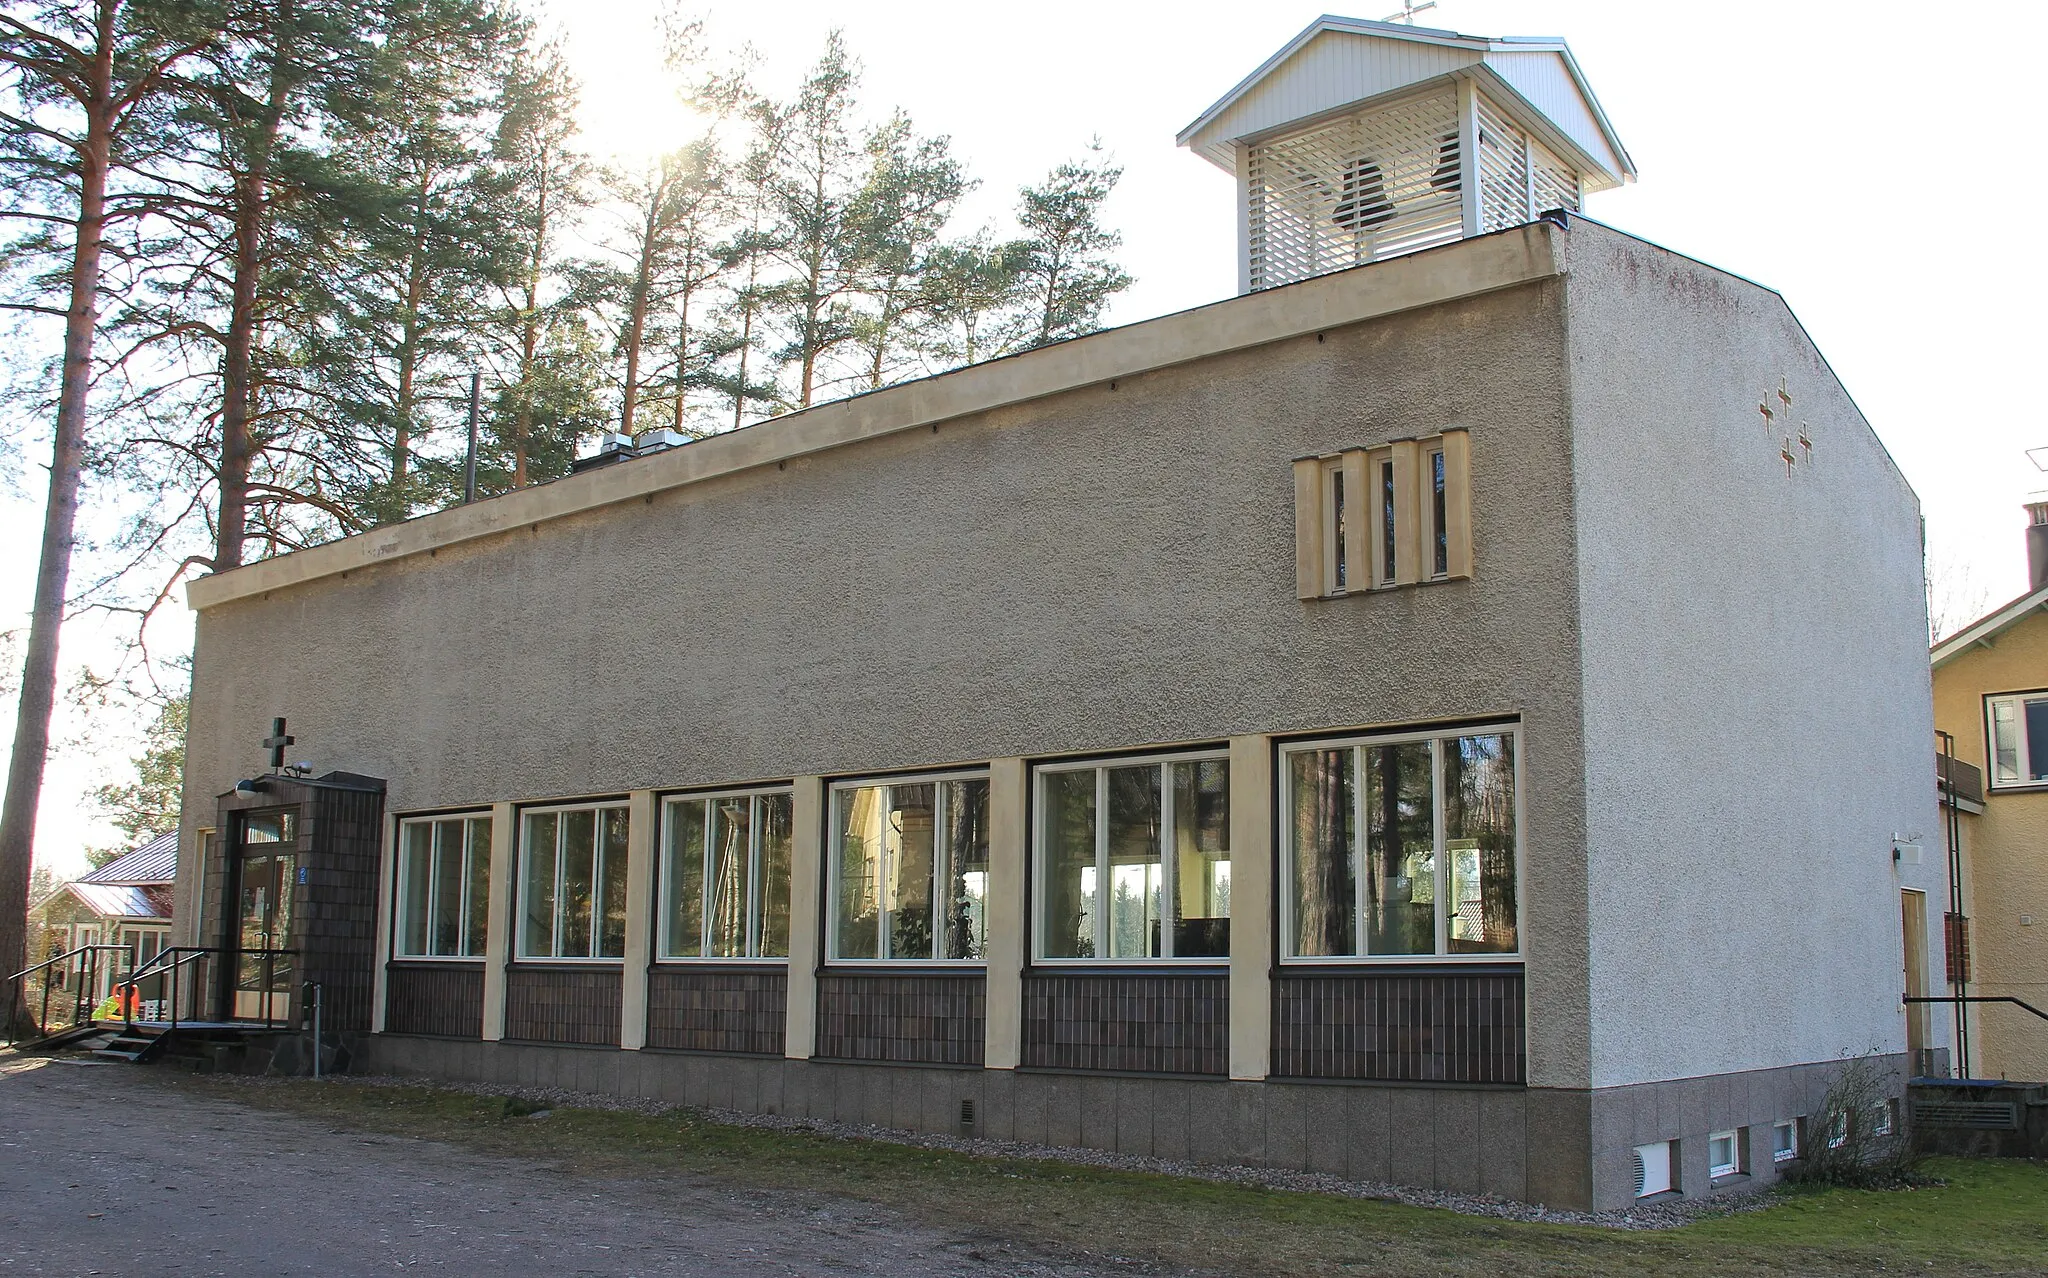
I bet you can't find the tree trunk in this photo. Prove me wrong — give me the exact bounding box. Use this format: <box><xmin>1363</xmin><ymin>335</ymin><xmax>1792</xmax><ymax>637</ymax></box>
<box><xmin>512</xmin><ymin>154</ymin><xmax>551</xmax><ymax>489</ymax></box>
<box><xmin>393</xmin><ymin>202</ymin><xmax>430</xmax><ymax>499</ymax></box>
<box><xmin>214</xmin><ymin>27</ymin><xmax>293</xmax><ymax>572</ymax></box>
<box><xmin>671</xmin><ymin>283</ymin><xmax>691</xmax><ymax>434</ymax></box>
<box><xmin>214</xmin><ymin>165</ymin><xmax>264</xmax><ymax>572</ymax></box>
<box><xmin>619</xmin><ymin>188</ymin><xmax>663</xmax><ymax>437</ymax></box>
<box><xmin>0</xmin><ymin>7</ymin><xmax>116</xmax><ymax>1032</ymax></box>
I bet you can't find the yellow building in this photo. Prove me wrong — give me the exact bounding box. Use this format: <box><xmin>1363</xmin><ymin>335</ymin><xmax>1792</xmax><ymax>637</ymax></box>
<box><xmin>1930</xmin><ymin>501</ymin><xmax>2048</xmax><ymax>1081</ymax></box>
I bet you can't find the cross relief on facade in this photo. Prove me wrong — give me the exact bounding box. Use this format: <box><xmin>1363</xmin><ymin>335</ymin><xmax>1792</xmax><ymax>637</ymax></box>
<box><xmin>1758</xmin><ymin>377</ymin><xmax>1814</xmax><ymax>477</ymax></box>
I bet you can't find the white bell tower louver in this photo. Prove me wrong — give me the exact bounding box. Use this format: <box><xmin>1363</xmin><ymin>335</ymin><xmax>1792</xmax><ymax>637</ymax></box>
<box><xmin>1178</xmin><ymin>15</ymin><xmax>1635</xmax><ymax>293</ymax></box>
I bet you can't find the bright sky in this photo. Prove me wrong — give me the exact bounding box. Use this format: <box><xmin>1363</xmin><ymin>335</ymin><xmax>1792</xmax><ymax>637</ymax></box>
<box><xmin>4</xmin><ymin>0</ymin><xmax>2043</xmax><ymax>877</ymax></box>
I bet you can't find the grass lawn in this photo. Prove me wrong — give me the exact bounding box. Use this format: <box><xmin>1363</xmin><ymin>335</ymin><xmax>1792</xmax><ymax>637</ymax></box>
<box><xmin>156</xmin><ymin>1074</ymin><xmax>2048</xmax><ymax>1277</ymax></box>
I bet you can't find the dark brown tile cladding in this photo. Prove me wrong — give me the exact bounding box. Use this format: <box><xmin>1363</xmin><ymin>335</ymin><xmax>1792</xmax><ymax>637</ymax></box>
<box><xmin>815</xmin><ymin>971</ymin><xmax>985</xmax><ymax>1065</ymax></box>
<box><xmin>384</xmin><ymin>963</ymin><xmax>484</xmax><ymax>1038</ymax></box>
<box><xmin>1271</xmin><ymin>969</ymin><xmax>1526</xmax><ymax>1084</ymax></box>
<box><xmin>1020</xmin><ymin>972</ymin><xmax>1228</xmax><ymax>1076</ymax></box>
<box><xmin>299</xmin><ymin>785</ymin><xmax>383</xmax><ymax>1033</ymax></box>
<box><xmin>207</xmin><ymin>780</ymin><xmax>384</xmax><ymax>1031</ymax></box>
<box><xmin>504</xmin><ymin>966</ymin><xmax>623</xmax><ymax>1046</ymax></box>
<box><xmin>646</xmin><ymin>967</ymin><xmax>787</xmax><ymax>1055</ymax></box>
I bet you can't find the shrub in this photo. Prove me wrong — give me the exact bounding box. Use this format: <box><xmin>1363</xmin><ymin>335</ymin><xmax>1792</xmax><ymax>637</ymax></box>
<box><xmin>1780</xmin><ymin>1054</ymin><xmax>1929</xmax><ymax>1189</ymax></box>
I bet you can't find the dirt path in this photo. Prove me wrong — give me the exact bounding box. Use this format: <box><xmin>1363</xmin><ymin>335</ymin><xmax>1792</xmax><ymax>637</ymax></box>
<box><xmin>0</xmin><ymin>1056</ymin><xmax>1146</xmax><ymax>1277</ymax></box>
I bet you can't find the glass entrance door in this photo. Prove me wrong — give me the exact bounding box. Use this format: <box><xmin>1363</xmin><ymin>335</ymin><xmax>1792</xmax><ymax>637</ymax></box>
<box><xmin>232</xmin><ymin>810</ymin><xmax>298</xmax><ymax>1023</ymax></box>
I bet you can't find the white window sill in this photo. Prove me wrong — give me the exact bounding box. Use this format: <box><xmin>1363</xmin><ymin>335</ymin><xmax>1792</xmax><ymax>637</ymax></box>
<box><xmin>1277</xmin><ymin>954</ymin><xmax>1524</xmax><ymax>966</ymax></box>
<box><xmin>821</xmin><ymin>960</ymin><xmax>989</xmax><ymax>970</ymax></box>
<box><xmin>1030</xmin><ymin>957</ymin><xmax>1231</xmax><ymax>968</ymax></box>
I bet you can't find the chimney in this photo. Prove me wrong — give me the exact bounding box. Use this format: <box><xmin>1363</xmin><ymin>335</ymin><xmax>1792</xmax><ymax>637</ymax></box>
<box><xmin>2029</xmin><ymin>496</ymin><xmax>2048</xmax><ymax>592</ymax></box>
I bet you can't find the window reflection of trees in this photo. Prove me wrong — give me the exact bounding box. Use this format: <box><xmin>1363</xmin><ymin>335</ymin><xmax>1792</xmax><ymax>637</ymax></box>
<box><xmin>1284</xmin><ymin>730</ymin><xmax>1519</xmax><ymax>960</ymax></box>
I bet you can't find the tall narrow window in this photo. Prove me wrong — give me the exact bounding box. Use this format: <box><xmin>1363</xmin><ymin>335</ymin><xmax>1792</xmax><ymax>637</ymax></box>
<box><xmin>1430</xmin><ymin>449</ymin><xmax>1448</xmax><ymax>577</ymax></box>
<box><xmin>395</xmin><ymin>813</ymin><xmax>492</xmax><ymax>958</ymax></box>
<box><xmin>1381</xmin><ymin>459</ymin><xmax>1398</xmax><ymax>583</ymax></box>
<box><xmin>517</xmin><ymin>802</ymin><xmax>629</xmax><ymax>960</ymax></box>
<box><xmin>1331</xmin><ymin>466</ymin><xmax>1348</xmax><ymax>591</ymax></box>
<box><xmin>1035</xmin><ymin>751</ymin><xmax>1231</xmax><ymax>961</ymax></box>
<box><xmin>659</xmin><ymin>788</ymin><xmax>794</xmax><ymax>960</ymax></box>
<box><xmin>1281</xmin><ymin>725</ymin><xmax>1520</xmax><ymax>960</ymax></box>
<box><xmin>829</xmin><ymin>773</ymin><xmax>990</xmax><ymax>961</ymax></box>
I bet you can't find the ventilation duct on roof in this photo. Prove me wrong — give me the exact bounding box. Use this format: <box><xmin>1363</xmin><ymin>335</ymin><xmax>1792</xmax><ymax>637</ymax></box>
<box><xmin>634</xmin><ymin>428</ymin><xmax>687</xmax><ymax>455</ymax></box>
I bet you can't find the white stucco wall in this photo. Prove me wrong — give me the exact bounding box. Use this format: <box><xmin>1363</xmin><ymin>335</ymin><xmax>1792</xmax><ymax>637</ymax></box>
<box><xmin>1562</xmin><ymin>223</ymin><xmax>1947</xmax><ymax>1089</ymax></box>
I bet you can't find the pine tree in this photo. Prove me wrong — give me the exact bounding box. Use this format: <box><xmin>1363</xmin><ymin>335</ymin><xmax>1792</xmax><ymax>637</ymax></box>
<box><xmin>717</xmin><ymin>85</ymin><xmax>786</xmax><ymax>428</ymax></box>
<box><xmin>914</xmin><ymin>229</ymin><xmax>1023</xmax><ymax>370</ymax></box>
<box><xmin>0</xmin><ymin>0</ymin><xmax>210</xmax><ymax>1030</ymax></box>
<box><xmin>318</xmin><ymin>0</ymin><xmax>525</xmax><ymax>522</ymax></box>
<box><xmin>849</xmin><ymin>111</ymin><xmax>966</xmax><ymax>391</ymax></box>
<box><xmin>1013</xmin><ymin>140</ymin><xmax>1132</xmax><ymax>349</ymax></box>
<box><xmin>480</xmin><ymin>30</ymin><xmax>595</xmax><ymax>489</ymax></box>
<box><xmin>575</xmin><ymin>140</ymin><xmax>731</xmax><ymax>437</ymax></box>
<box><xmin>760</xmin><ymin>32</ymin><xmax>869</xmax><ymax>410</ymax></box>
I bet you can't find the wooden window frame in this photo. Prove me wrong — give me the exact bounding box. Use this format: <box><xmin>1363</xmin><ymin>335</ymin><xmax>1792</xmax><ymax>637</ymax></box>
<box><xmin>825</xmin><ymin>769</ymin><xmax>991</xmax><ymax>967</ymax></box>
<box><xmin>514</xmin><ymin>800</ymin><xmax>631</xmax><ymax>964</ymax></box>
<box><xmin>1277</xmin><ymin>720</ymin><xmax>1524</xmax><ymax>965</ymax></box>
<box><xmin>655</xmin><ymin>785</ymin><xmax>794</xmax><ymax>963</ymax></box>
<box><xmin>393</xmin><ymin>811</ymin><xmax>493</xmax><ymax>961</ymax></box>
<box><xmin>1984</xmin><ymin>688</ymin><xmax>2048</xmax><ymax>791</ymax></box>
<box><xmin>1030</xmin><ymin>748</ymin><xmax>1233</xmax><ymax>966</ymax></box>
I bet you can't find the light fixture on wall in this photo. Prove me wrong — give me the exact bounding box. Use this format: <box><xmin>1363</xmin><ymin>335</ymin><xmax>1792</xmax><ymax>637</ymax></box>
<box><xmin>1892</xmin><ymin>832</ymin><xmax>1924</xmax><ymax>866</ymax></box>
<box><xmin>234</xmin><ymin>777</ymin><xmax>268</xmax><ymax>795</ymax></box>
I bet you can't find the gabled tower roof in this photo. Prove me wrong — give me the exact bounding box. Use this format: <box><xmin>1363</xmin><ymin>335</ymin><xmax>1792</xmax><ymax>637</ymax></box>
<box><xmin>1177</xmin><ymin>14</ymin><xmax>1635</xmax><ymax>192</ymax></box>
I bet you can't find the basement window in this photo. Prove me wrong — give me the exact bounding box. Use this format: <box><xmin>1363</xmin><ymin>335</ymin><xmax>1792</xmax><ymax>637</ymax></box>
<box><xmin>1985</xmin><ymin>690</ymin><xmax>2048</xmax><ymax>788</ymax></box>
<box><xmin>517</xmin><ymin>802</ymin><xmax>630</xmax><ymax>960</ymax></box>
<box><xmin>829</xmin><ymin>773</ymin><xmax>990</xmax><ymax>962</ymax></box>
<box><xmin>659</xmin><ymin>787</ymin><xmax>793</xmax><ymax>960</ymax></box>
<box><xmin>1708</xmin><ymin>1130</ymin><xmax>1742</xmax><ymax>1180</ymax></box>
<box><xmin>1773</xmin><ymin>1120</ymin><xmax>1799</xmax><ymax>1163</ymax></box>
<box><xmin>395</xmin><ymin>813</ymin><xmax>492</xmax><ymax>959</ymax></box>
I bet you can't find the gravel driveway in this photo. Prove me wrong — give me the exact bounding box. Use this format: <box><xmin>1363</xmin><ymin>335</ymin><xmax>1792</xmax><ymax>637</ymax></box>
<box><xmin>0</xmin><ymin>1055</ymin><xmax>1146</xmax><ymax>1277</ymax></box>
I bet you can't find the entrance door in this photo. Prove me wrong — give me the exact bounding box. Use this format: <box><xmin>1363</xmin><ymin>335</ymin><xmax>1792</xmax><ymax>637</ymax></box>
<box><xmin>231</xmin><ymin>810</ymin><xmax>298</xmax><ymax>1023</ymax></box>
<box><xmin>1902</xmin><ymin>889</ymin><xmax>1930</xmax><ymax>1068</ymax></box>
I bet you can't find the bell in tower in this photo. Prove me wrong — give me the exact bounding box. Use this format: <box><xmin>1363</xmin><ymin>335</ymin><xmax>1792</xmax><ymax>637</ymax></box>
<box><xmin>1177</xmin><ymin>15</ymin><xmax>1635</xmax><ymax>293</ymax></box>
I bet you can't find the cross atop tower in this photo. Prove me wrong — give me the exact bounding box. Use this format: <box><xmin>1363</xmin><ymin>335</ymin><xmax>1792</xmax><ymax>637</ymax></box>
<box><xmin>263</xmin><ymin>717</ymin><xmax>295</xmax><ymax>771</ymax></box>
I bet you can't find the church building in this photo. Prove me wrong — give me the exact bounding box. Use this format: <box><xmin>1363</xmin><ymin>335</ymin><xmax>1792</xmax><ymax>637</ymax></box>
<box><xmin>171</xmin><ymin>16</ymin><xmax>1947</xmax><ymax>1210</ymax></box>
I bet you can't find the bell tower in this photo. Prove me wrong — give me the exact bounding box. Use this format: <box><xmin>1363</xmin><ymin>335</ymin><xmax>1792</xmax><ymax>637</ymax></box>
<box><xmin>1178</xmin><ymin>15</ymin><xmax>1635</xmax><ymax>293</ymax></box>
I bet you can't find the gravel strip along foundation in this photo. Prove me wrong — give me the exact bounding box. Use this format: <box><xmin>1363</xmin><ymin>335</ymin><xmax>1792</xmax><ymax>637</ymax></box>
<box><xmin>211</xmin><ymin>1071</ymin><xmax>1771</xmax><ymax>1231</ymax></box>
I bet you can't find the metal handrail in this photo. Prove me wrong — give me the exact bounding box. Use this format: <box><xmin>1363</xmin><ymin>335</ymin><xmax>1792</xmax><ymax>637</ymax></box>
<box><xmin>120</xmin><ymin>945</ymin><xmax>299</xmax><ymax>1034</ymax></box>
<box><xmin>6</xmin><ymin>944</ymin><xmax>133</xmax><ymax>1046</ymax></box>
<box><xmin>1907</xmin><ymin>994</ymin><xmax>2048</xmax><ymax>1024</ymax></box>
<box><xmin>125</xmin><ymin>947</ymin><xmax>213</xmax><ymax>1036</ymax></box>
